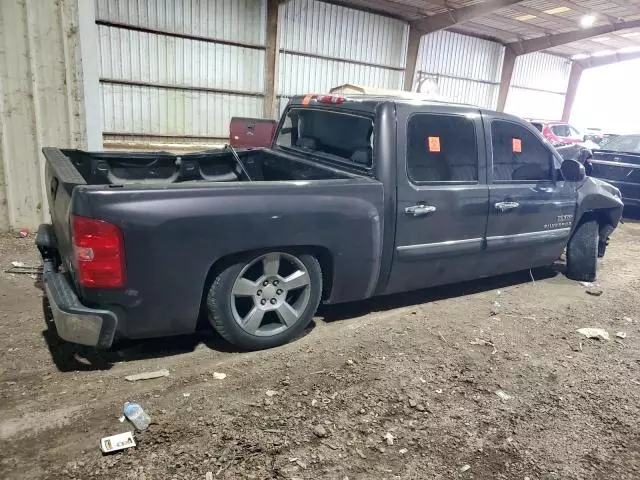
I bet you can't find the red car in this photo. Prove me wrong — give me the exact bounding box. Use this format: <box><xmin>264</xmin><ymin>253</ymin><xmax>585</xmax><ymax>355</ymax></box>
<box><xmin>529</xmin><ymin>120</ymin><xmax>584</xmax><ymax>145</ymax></box>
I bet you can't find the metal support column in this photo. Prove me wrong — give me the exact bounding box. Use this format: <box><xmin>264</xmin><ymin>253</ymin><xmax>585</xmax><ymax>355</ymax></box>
<box><xmin>497</xmin><ymin>47</ymin><xmax>516</xmax><ymax>112</ymax></box>
<box><xmin>263</xmin><ymin>0</ymin><xmax>280</xmax><ymax>119</ymax></box>
<box><xmin>404</xmin><ymin>27</ymin><xmax>422</xmax><ymax>91</ymax></box>
<box><xmin>562</xmin><ymin>62</ymin><xmax>583</xmax><ymax>122</ymax></box>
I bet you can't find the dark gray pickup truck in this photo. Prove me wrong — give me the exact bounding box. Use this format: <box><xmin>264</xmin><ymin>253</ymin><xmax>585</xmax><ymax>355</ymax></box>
<box><xmin>38</xmin><ymin>94</ymin><xmax>623</xmax><ymax>351</ymax></box>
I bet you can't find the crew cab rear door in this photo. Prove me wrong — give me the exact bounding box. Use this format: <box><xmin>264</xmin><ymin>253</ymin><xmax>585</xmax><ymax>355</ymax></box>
<box><xmin>482</xmin><ymin>113</ymin><xmax>576</xmax><ymax>274</ymax></box>
<box><xmin>384</xmin><ymin>105</ymin><xmax>489</xmax><ymax>294</ymax></box>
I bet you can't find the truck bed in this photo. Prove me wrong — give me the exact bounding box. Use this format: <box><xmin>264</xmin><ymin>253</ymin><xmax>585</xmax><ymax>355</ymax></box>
<box><xmin>44</xmin><ymin>147</ymin><xmax>352</xmax><ymax>189</ymax></box>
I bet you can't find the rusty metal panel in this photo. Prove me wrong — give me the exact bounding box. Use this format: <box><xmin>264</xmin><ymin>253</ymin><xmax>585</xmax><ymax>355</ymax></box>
<box><xmin>278</xmin><ymin>54</ymin><xmax>405</xmax><ymax>97</ymax></box>
<box><xmin>95</xmin><ymin>0</ymin><xmax>265</xmax><ymax>45</ymax></box>
<box><xmin>505</xmin><ymin>52</ymin><xmax>572</xmax><ymax>120</ymax></box>
<box><xmin>97</xmin><ymin>25</ymin><xmax>265</xmax><ymax>92</ymax></box>
<box><xmin>0</xmin><ymin>0</ymin><xmax>87</xmax><ymax>230</ymax></box>
<box><xmin>416</xmin><ymin>30</ymin><xmax>504</xmax><ymax>109</ymax></box>
<box><xmin>96</xmin><ymin>0</ymin><xmax>267</xmax><ymax>145</ymax></box>
<box><xmin>101</xmin><ymin>83</ymin><xmax>263</xmax><ymax>138</ymax></box>
<box><xmin>280</xmin><ymin>0</ymin><xmax>407</xmax><ymax>67</ymax></box>
<box><xmin>511</xmin><ymin>52</ymin><xmax>572</xmax><ymax>93</ymax></box>
<box><xmin>278</xmin><ymin>0</ymin><xmax>408</xmax><ymax>97</ymax></box>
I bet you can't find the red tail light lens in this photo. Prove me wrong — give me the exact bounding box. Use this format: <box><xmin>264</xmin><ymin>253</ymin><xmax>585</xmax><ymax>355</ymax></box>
<box><xmin>315</xmin><ymin>95</ymin><xmax>345</xmax><ymax>104</ymax></box>
<box><xmin>72</xmin><ymin>215</ymin><xmax>125</xmax><ymax>288</ymax></box>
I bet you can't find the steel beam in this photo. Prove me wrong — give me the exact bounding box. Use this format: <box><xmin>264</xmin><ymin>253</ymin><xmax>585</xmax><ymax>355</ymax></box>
<box><xmin>404</xmin><ymin>27</ymin><xmax>423</xmax><ymax>91</ymax></box>
<box><xmin>411</xmin><ymin>0</ymin><xmax>526</xmax><ymax>35</ymax></box>
<box><xmin>264</xmin><ymin>0</ymin><xmax>281</xmax><ymax>119</ymax></box>
<box><xmin>576</xmin><ymin>50</ymin><xmax>640</xmax><ymax>68</ymax></box>
<box><xmin>497</xmin><ymin>47</ymin><xmax>517</xmax><ymax>112</ymax></box>
<box><xmin>562</xmin><ymin>62</ymin><xmax>583</xmax><ymax>121</ymax></box>
<box><xmin>507</xmin><ymin>20</ymin><xmax>640</xmax><ymax>55</ymax></box>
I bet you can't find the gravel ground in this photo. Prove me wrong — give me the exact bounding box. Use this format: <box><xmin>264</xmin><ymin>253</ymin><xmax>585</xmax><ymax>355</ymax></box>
<box><xmin>0</xmin><ymin>219</ymin><xmax>639</xmax><ymax>480</ymax></box>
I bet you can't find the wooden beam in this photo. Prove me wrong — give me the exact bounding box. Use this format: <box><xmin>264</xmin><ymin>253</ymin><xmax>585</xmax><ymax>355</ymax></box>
<box><xmin>507</xmin><ymin>19</ymin><xmax>640</xmax><ymax>55</ymax></box>
<box><xmin>497</xmin><ymin>47</ymin><xmax>516</xmax><ymax>112</ymax></box>
<box><xmin>411</xmin><ymin>0</ymin><xmax>526</xmax><ymax>35</ymax></box>
<box><xmin>404</xmin><ymin>27</ymin><xmax>422</xmax><ymax>91</ymax></box>
<box><xmin>264</xmin><ymin>0</ymin><xmax>281</xmax><ymax>119</ymax></box>
<box><xmin>562</xmin><ymin>62</ymin><xmax>583</xmax><ymax>121</ymax></box>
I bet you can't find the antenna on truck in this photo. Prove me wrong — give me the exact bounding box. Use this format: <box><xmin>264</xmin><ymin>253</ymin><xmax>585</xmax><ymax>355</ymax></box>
<box><xmin>226</xmin><ymin>144</ymin><xmax>252</xmax><ymax>182</ymax></box>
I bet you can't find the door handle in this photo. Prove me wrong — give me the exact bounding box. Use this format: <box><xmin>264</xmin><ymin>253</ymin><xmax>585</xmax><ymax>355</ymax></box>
<box><xmin>495</xmin><ymin>201</ymin><xmax>520</xmax><ymax>212</ymax></box>
<box><xmin>404</xmin><ymin>204</ymin><xmax>437</xmax><ymax>216</ymax></box>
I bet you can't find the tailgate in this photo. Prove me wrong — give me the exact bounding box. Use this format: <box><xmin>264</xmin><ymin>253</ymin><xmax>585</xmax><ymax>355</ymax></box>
<box><xmin>41</xmin><ymin>148</ymin><xmax>88</xmax><ymax>266</ymax></box>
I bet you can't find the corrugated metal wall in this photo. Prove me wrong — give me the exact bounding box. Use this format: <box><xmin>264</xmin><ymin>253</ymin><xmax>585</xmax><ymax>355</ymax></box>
<box><xmin>416</xmin><ymin>31</ymin><xmax>505</xmax><ymax>109</ymax></box>
<box><xmin>278</xmin><ymin>0</ymin><xmax>408</xmax><ymax>113</ymax></box>
<box><xmin>505</xmin><ymin>52</ymin><xmax>572</xmax><ymax>120</ymax></box>
<box><xmin>96</xmin><ymin>0</ymin><xmax>266</xmax><ymax>148</ymax></box>
<box><xmin>0</xmin><ymin>0</ymin><xmax>88</xmax><ymax>231</ymax></box>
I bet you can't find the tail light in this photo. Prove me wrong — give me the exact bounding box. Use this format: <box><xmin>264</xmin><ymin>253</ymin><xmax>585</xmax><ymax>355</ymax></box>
<box><xmin>71</xmin><ymin>215</ymin><xmax>125</xmax><ymax>288</ymax></box>
<box><xmin>315</xmin><ymin>95</ymin><xmax>345</xmax><ymax>104</ymax></box>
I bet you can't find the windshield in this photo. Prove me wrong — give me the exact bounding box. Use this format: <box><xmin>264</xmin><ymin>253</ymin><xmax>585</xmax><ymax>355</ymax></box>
<box><xmin>276</xmin><ymin>108</ymin><xmax>374</xmax><ymax>168</ymax></box>
<box><xmin>599</xmin><ymin>135</ymin><xmax>640</xmax><ymax>154</ymax></box>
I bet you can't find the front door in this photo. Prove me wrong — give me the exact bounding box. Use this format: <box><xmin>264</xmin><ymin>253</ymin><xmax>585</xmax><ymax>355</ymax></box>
<box><xmin>483</xmin><ymin>114</ymin><xmax>577</xmax><ymax>275</ymax></box>
<box><xmin>385</xmin><ymin>106</ymin><xmax>489</xmax><ymax>294</ymax></box>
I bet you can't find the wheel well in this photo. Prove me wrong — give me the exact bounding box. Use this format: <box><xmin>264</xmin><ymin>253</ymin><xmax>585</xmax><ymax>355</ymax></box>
<box><xmin>200</xmin><ymin>246</ymin><xmax>334</xmax><ymax>307</ymax></box>
<box><xmin>576</xmin><ymin>209</ymin><xmax>616</xmax><ymax>239</ymax></box>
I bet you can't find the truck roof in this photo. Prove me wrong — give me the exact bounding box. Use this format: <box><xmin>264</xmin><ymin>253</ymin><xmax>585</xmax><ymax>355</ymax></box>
<box><xmin>287</xmin><ymin>94</ymin><xmax>525</xmax><ymax>124</ymax></box>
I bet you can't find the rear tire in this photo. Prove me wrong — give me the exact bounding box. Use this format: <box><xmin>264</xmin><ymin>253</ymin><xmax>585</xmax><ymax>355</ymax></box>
<box><xmin>566</xmin><ymin>216</ymin><xmax>598</xmax><ymax>282</ymax></box>
<box><xmin>206</xmin><ymin>252</ymin><xmax>322</xmax><ymax>350</ymax></box>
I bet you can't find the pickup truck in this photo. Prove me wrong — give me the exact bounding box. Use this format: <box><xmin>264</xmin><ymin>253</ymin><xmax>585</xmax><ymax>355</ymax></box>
<box><xmin>38</xmin><ymin>94</ymin><xmax>624</xmax><ymax>351</ymax></box>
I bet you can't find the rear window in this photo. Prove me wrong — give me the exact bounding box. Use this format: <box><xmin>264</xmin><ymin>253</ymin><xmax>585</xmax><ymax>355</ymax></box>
<box><xmin>276</xmin><ymin>108</ymin><xmax>373</xmax><ymax>168</ymax></box>
<box><xmin>531</xmin><ymin>122</ymin><xmax>543</xmax><ymax>132</ymax></box>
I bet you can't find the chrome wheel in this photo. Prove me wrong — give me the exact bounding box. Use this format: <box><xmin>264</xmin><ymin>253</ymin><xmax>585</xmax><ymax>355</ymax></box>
<box><xmin>230</xmin><ymin>252</ymin><xmax>312</xmax><ymax>337</ymax></box>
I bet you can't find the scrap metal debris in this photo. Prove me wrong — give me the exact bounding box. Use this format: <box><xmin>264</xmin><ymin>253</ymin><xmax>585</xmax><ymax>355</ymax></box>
<box><xmin>125</xmin><ymin>369</ymin><xmax>170</xmax><ymax>382</ymax></box>
<box><xmin>469</xmin><ymin>338</ymin><xmax>498</xmax><ymax>355</ymax></box>
<box><xmin>495</xmin><ymin>389</ymin><xmax>512</xmax><ymax>401</ymax></box>
<box><xmin>576</xmin><ymin>328</ymin><xmax>610</xmax><ymax>341</ymax></box>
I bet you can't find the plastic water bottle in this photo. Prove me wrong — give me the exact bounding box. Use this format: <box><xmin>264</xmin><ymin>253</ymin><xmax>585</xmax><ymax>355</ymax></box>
<box><xmin>124</xmin><ymin>402</ymin><xmax>150</xmax><ymax>431</ymax></box>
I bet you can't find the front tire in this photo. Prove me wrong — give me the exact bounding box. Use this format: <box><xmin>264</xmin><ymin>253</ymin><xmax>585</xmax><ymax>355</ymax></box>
<box><xmin>207</xmin><ymin>252</ymin><xmax>322</xmax><ymax>350</ymax></box>
<box><xmin>566</xmin><ymin>216</ymin><xmax>598</xmax><ymax>282</ymax></box>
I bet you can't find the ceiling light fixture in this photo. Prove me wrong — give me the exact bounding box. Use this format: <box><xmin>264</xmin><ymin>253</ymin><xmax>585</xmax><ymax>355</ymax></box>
<box><xmin>544</xmin><ymin>7</ymin><xmax>571</xmax><ymax>14</ymax></box>
<box><xmin>580</xmin><ymin>14</ymin><xmax>596</xmax><ymax>28</ymax></box>
<box><xmin>515</xmin><ymin>14</ymin><xmax>537</xmax><ymax>21</ymax></box>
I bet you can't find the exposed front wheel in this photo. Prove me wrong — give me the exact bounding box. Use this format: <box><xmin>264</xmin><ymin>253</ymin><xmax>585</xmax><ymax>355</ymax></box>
<box><xmin>206</xmin><ymin>252</ymin><xmax>322</xmax><ymax>350</ymax></box>
<box><xmin>566</xmin><ymin>217</ymin><xmax>598</xmax><ymax>282</ymax></box>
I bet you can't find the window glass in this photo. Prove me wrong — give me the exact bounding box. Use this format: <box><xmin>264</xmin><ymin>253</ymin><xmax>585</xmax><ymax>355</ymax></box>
<box><xmin>406</xmin><ymin>114</ymin><xmax>478</xmax><ymax>183</ymax></box>
<box><xmin>600</xmin><ymin>135</ymin><xmax>640</xmax><ymax>154</ymax></box>
<box><xmin>491</xmin><ymin>120</ymin><xmax>553</xmax><ymax>182</ymax></box>
<box><xmin>531</xmin><ymin>122</ymin><xmax>543</xmax><ymax>132</ymax></box>
<box><xmin>275</xmin><ymin>108</ymin><xmax>373</xmax><ymax>167</ymax></box>
<box><xmin>569</xmin><ymin>125</ymin><xmax>581</xmax><ymax>137</ymax></box>
<box><xmin>551</xmin><ymin>124</ymin><xmax>570</xmax><ymax>137</ymax></box>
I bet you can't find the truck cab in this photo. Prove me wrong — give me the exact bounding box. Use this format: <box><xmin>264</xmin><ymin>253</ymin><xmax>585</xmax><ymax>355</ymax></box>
<box><xmin>38</xmin><ymin>94</ymin><xmax>623</xmax><ymax>351</ymax></box>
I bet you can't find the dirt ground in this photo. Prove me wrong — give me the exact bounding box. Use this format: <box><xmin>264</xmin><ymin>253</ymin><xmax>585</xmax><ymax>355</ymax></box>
<box><xmin>1</xmin><ymin>219</ymin><xmax>639</xmax><ymax>480</ymax></box>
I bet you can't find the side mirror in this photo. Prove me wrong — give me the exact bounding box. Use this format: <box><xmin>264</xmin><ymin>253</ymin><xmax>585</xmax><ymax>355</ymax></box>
<box><xmin>561</xmin><ymin>159</ymin><xmax>586</xmax><ymax>182</ymax></box>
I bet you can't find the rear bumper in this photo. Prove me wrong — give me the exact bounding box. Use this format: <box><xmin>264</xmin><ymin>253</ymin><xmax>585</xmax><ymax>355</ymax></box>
<box><xmin>38</xmin><ymin>224</ymin><xmax>118</xmax><ymax>348</ymax></box>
